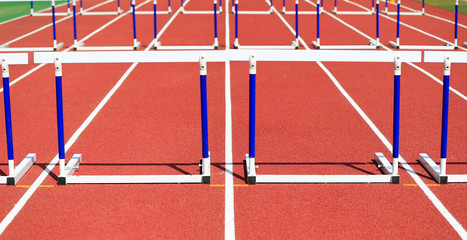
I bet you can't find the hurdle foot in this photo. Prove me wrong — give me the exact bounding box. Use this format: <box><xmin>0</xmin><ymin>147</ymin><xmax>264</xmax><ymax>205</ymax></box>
<box><xmin>234</xmin><ymin>39</ymin><xmax>239</xmax><ymax>49</ymax></box>
<box><xmin>388</xmin><ymin>41</ymin><xmax>400</xmax><ymax>49</ymax></box>
<box><xmin>153</xmin><ymin>41</ymin><xmax>161</xmax><ymax>49</ymax></box>
<box><xmin>54</xmin><ymin>42</ymin><xmax>64</xmax><ymax>51</ymax></box>
<box><xmin>213</xmin><ymin>38</ymin><xmax>219</xmax><ymax>49</ymax></box>
<box><xmin>418</xmin><ymin>153</ymin><xmax>448</xmax><ymax>184</ymax></box>
<box><xmin>6</xmin><ymin>153</ymin><xmax>36</xmax><ymax>185</ymax></box>
<box><xmin>0</xmin><ymin>44</ymin><xmax>9</xmax><ymax>48</ymax></box>
<box><xmin>245</xmin><ymin>154</ymin><xmax>257</xmax><ymax>185</ymax></box>
<box><xmin>133</xmin><ymin>42</ymin><xmax>141</xmax><ymax>50</ymax></box>
<box><xmin>374</xmin><ymin>152</ymin><xmax>399</xmax><ymax>184</ymax></box>
<box><xmin>464</xmin><ymin>42</ymin><xmax>467</xmax><ymax>47</ymax></box>
<box><xmin>311</xmin><ymin>41</ymin><xmax>320</xmax><ymax>49</ymax></box>
<box><xmin>74</xmin><ymin>42</ymin><xmax>85</xmax><ymax>50</ymax></box>
<box><xmin>58</xmin><ymin>154</ymin><xmax>82</xmax><ymax>185</ymax></box>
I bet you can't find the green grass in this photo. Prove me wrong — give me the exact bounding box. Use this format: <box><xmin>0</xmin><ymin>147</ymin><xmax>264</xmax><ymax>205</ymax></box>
<box><xmin>0</xmin><ymin>1</ymin><xmax>68</xmax><ymax>24</ymax></box>
<box><xmin>414</xmin><ymin>0</ymin><xmax>467</xmax><ymax>15</ymax></box>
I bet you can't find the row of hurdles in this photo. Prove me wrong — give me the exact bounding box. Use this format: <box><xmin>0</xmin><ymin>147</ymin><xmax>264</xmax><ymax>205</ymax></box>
<box><xmin>1</xmin><ymin>50</ymin><xmax>466</xmax><ymax>185</ymax></box>
<box><xmin>1</xmin><ymin>0</ymin><xmax>464</xmax><ymax>52</ymax></box>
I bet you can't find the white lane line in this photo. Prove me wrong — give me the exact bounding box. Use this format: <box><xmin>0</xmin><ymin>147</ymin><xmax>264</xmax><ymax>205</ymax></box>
<box><xmin>0</xmin><ymin>2</ymin><xmax>186</xmax><ymax>235</ymax></box>
<box><xmin>306</xmin><ymin>0</ymin><xmax>467</xmax><ymax>102</ymax></box>
<box><xmin>1</xmin><ymin>0</ymin><xmax>114</xmax><ymax>46</ymax></box>
<box><xmin>224</xmin><ymin>0</ymin><xmax>235</xmax><ymax>239</ymax></box>
<box><xmin>271</xmin><ymin>3</ymin><xmax>467</xmax><ymax>239</ymax></box>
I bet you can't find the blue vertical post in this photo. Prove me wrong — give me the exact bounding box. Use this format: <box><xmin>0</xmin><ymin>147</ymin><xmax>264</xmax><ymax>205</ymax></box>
<box><xmin>454</xmin><ymin>0</ymin><xmax>458</xmax><ymax>47</ymax></box>
<box><xmin>234</xmin><ymin>0</ymin><xmax>238</xmax><ymax>48</ymax></box>
<box><xmin>67</xmin><ymin>0</ymin><xmax>70</xmax><ymax>14</ymax></box>
<box><xmin>219</xmin><ymin>0</ymin><xmax>222</xmax><ymax>12</ymax></box>
<box><xmin>54</xmin><ymin>56</ymin><xmax>66</xmax><ymax>175</ymax></box>
<box><xmin>393</xmin><ymin>54</ymin><xmax>401</xmax><ymax>176</ymax></box>
<box><xmin>422</xmin><ymin>0</ymin><xmax>425</xmax><ymax>14</ymax></box>
<box><xmin>80</xmin><ymin>0</ymin><xmax>83</xmax><ymax>13</ymax></box>
<box><xmin>73</xmin><ymin>0</ymin><xmax>78</xmax><ymax>48</ymax></box>
<box><xmin>118</xmin><ymin>0</ymin><xmax>121</xmax><ymax>13</ymax></box>
<box><xmin>376</xmin><ymin>0</ymin><xmax>379</xmax><ymax>46</ymax></box>
<box><xmin>396</xmin><ymin>0</ymin><xmax>400</xmax><ymax>46</ymax></box>
<box><xmin>52</xmin><ymin>0</ymin><xmax>58</xmax><ymax>50</ymax></box>
<box><xmin>316</xmin><ymin>0</ymin><xmax>320</xmax><ymax>46</ymax></box>
<box><xmin>371</xmin><ymin>0</ymin><xmax>374</xmax><ymax>12</ymax></box>
<box><xmin>168</xmin><ymin>0</ymin><xmax>171</xmax><ymax>13</ymax></box>
<box><xmin>295</xmin><ymin>0</ymin><xmax>298</xmax><ymax>48</ymax></box>
<box><xmin>154</xmin><ymin>0</ymin><xmax>157</xmax><ymax>39</ymax></box>
<box><xmin>440</xmin><ymin>55</ymin><xmax>451</xmax><ymax>175</ymax></box>
<box><xmin>334</xmin><ymin>0</ymin><xmax>337</xmax><ymax>12</ymax></box>
<box><xmin>199</xmin><ymin>55</ymin><xmax>209</xmax><ymax>160</ymax></box>
<box><xmin>31</xmin><ymin>1</ymin><xmax>34</xmax><ymax>15</ymax></box>
<box><xmin>249</xmin><ymin>54</ymin><xmax>256</xmax><ymax>160</ymax></box>
<box><xmin>132</xmin><ymin>0</ymin><xmax>138</xmax><ymax>49</ymax></box>
<box><xmin>214</xmin><ymin>0</ymin><xmax>218</xmax><ymax>48</ymax></box>
<box><xmin>1</xmin><ymin>58</ymin><xmax>15</xmax><ymax>170</ymax></box>
<box><xmin>283</xmin><ymin>0</ymin><xmax>285</xmax><ymax>13</ymax></box>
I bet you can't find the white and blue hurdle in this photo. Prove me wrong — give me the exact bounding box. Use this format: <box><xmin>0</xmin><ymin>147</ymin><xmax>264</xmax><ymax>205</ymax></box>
<box><xmin>30</xmin><ymin>0</ymin><xmax>71</xmax><ymax>16</ymax></box>
<box><xmin>1</xmin><ymin>0</ymin><xmax>64</xmax><ymax>52</ymax></box>
<box><xmin>154</xmin><ymin>0</ymin><xmax>219</xmax><ymax>49</ymax></box>
<box><xmin>182</xmin><ymin>0</ymin><xmax>222</xmax><ymax>14</ymax></box>
<box><xmin>283</xmin><ymin>0</ymin><xmax>323</xmax><ymax>15</ymax></box>
<box><xmin>80</xmin><ymin>0</ymin><xmax>124</xmax><ymax>15</ymax></box>
<box><xmin>382</xmin><ymin>0</ymin><xmax>424</xmax><ymax>15</ymax></box>
<box><xmin>136</xmin><ymin>0</ymin><xmax>172</xmax><ymax>14</ymax></box>
<box><xmin>233</xmin><ymin>0</ymin><xmax>273</xmax><ymax>14</ymax></box>
<box><xmin>33</xmin><ymin>51</ymin><xmax>228</xmax><ymax>184</ymax></box>
<box><xmin>332</xmin><ymin>0</ymin><xmax>374</xmax><ymax>15</ymax></box>
<box><xmin>388</xmin><ymin>0</ymin><xmax>458</xmax><ymax>49</ymax></box>
<box><xmin>233</xmin><ymin>0</ymin><xmax>299</xmax><ymax>49</ymax></box>
<box><xmin>235</xmin><ymin>50</ymin><xmax>422</xmax><ymax>184</ymax></box>
<box><xmin>0</xmin><ymin>54</ymin><xmax>36</xmax><ymax>185</ymax></box>
<box><xmin>72</xmin><ymin>0</ymin><xmax>140</xmax><ymax>50</ymax></box>
<box><xmin>418</xmin><ymin>51</ymin><xmax>467</xmax><ymax>184</ymax></box>
<box><xmin>312</xmin><ymin>0</ymin><xmax>380</xmax><ymax>49</ymax></box>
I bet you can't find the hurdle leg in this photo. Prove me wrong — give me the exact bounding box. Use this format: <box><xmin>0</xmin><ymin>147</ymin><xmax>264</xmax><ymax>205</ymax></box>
<box><xmin>282</xmin><ymin>0</ymin><xmax>285</xmax><ymax>13</ymax></box>
<box><xmin>269</xmin><ymin>0</ymin><xmax>273</xmax><ymax>14</ymax></box>
<box><xmin>219</xmin><ymin>0</ymin><xmax>223</xmax><ymax>13</ymax></box>
<box><xmin>247</xmin><ymin>53</ymin><xmax>257</xmax><ymax>184</ymax></box>
<box><xmin>72</xmin><ymin>0</ymin><xmax>83</xmax><ymax>49</ymax></box>
<box><xmin>234</xmin><ymin>0</ymin><xmax>239</xmax><ymax>48</ymax></box>
<box><xmin>422</xmin><ymin>0</ymin><xmax>425</xmax><ymax>14</ymax></box>
<box><xmin>388</xmin><ymin>0</ymin><xmax>401</xmax><ymax>48</ymax></box>
<box><xmin>199</xmin><ymin>55</ymin><xmax>211</xmax><ymax>184</ymax></box>
<box><xmin>30</xmin><ymin>1</ymin><xmax>34</xmax><ymax>15</ymax></box>
<box><xmin>369</xmin><ymin>0</ymin><xmax>380</xmax><ymax>47</ymax></box>
<box><xmin>118</xmin><ymin>0</ymin><xmax>122</xmax><ymax>13</ymax></box>
<box><xmin>153</xmin><ymin>0</ymin><xmax>161</xmax><ymax>48</ymax></box>
<box><xmin>80</xmin><ymin>0</ymin><xmax>83</xmax><ymax>14</ymax></box>
<box><xmin>452</xmin><ymin>0</ymin><xmax>458</xmax><ymax>48</ymax></box>
<box><xmin>168</xmin><ymin>0</ymin><xmax>172</xmax><ymax>13</ymax></box>
<box><xmin>293</xmin><ymin>0</ymin><xmax>299</xmax><ymax>48</ymax></box>
<box><xmin>214</xmin><ymin>0</ymin><xmax>219</xmax><ymax>48</ymax></box>
<box><xmin>311</xmin><ymin>0</ymin><xmax>320</xmax><ymax>48</ymax></box>
<box><xmin>52</xmin><ymin>0</ymin><xmax>64</xmax><ymax>51</ymax></box>
<box><xmin>68</xmin><ymin>0</ymin><xmax>71</xmax><ymax>14</ymax></box>
<box><xmin>131</xmin><ymin>0</ymin><xmax>140</xmax><ymax>50</ymax></box>
<box><xmin>371</xmin><ymin>0</ymin><xmax>374</xmax><ymax>13</ymax></box>
<box><xmin>332</xmin><ymin>0</ymin><xmax>337</xmax><ymax>14</ymax></box>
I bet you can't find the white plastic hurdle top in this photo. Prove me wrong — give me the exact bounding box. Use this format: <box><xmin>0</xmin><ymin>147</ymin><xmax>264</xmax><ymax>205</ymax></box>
<box><xmin>425</xmin><ymin>51</ymin><xmax>467</xmax><ymax>63</ymax></box>
<box><xmin>34</xmin><ymin>50</ymin><xmax>422</xmax><ymax>63</ymax></box>
<box><xmin>0</xmin><ymin>53</ymin><xmax>29</xmax><ymax>65</ymax></box>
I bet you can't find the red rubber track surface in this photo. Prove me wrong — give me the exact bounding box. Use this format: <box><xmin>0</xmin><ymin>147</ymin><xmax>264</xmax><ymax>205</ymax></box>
<box><xmin>0</xmin><ymin>0</ymin><xmax>466</xmax><ymax>239</ymax></box>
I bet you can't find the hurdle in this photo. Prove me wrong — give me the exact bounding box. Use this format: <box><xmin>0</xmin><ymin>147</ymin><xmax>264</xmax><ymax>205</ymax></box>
<box><xmin>332</xmin><ymin>0</ymin><xmax>373</xmax><ymax>14</ymax></box>
<box><xmin>136</xmin><ymin>0</ymin><xmax>172</xmax><ymax>14</ymax></box>
<box><xmin>0</xmin><ymin>54</ymin><xmax>36</xmax><ymax>185</ymax></box>
<box><xmin>230</xmin><ymin>50</ymin><xmax>422</xmax><ymax>184</ymax></box>
<box><xmin>418</xmin><ymin>51</ymin><xmax>467</xmax><ymax>184</ymax></box>
<box><xmin>154</xmin><ymin>0</ymin><xmax>219</xmax><ymax>49</ymax></box>
<box><xmin>182</xmin><ymin>0</ymin><xmax>222</xmax><ymax>14</ymax></box>
<box><xmin>33</xmin><ymin>51</ymin><xmax>229</xmax><ymax>184</ymax></box>
<box><xmin>233</xmin><ymin>0</ymin><xmax>299</xmax><ymax>49</ymax></box>
<box><xmin>388</xmin><ymin>0</ymin><xmax>458</xmax><ymax>49</ymax></box>
<box><xmin>282</xmin><ymin>0</ymin><xmax>323</xmax><ymax>14</ymax></box>
<box><xmin>233</xmin><ymin>0</ymin><xmax>273</xmax><ymax>14</ymax></box>
<box><xmin>73</xmin><ymin>0</ymin><xmax>140</xmax><ymax>50</ymax></box>
<box><xmin>312</xmin><ymin>0</ymin><xmax>379</xmax><ymax>49</ymax></box>
<box><xmin>382</xmin><ymin>0</ymin><xmax>424</xmax><ymax>15</ymax></box>
<box><xmin>0</xmin><ymin>0</ymin><xmax>64</xmax><ymax>52</ymax></box>
<box><xmin>80</xmin><ymin>0</ymin><xmax>124</xmax><ymax>15</ymax></box>
<box><xmin>31</xmin><ymin>0</ymin><xmax>71</xmax><ymax>16</ymax></box>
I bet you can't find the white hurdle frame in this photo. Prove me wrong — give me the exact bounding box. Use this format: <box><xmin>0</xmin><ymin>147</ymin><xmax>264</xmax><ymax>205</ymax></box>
<box><xmin>80</xmin><ymin>0</ymin><xmax>124</xmax><ymax>15</ymax></box>
<box><xmin>181</xmin><ymin>0</ymin><xmax>222</xmax><ymax>14</ymax></box>
<box><xmin>312</xmin><ymin>0</ymin><xmax>380</xmax><ymax>49</ymax></box>
<box><xmin>233</xmin><ymin>0</ymin><xmax>299</xmax><ymax>49</ymax></box>
<box><xmin>31</xmin><ymin>0</ymin><xmax>71</xmax><ymax>16</ymax></box>
<box><xmin>154</xmin><ymin>0</ymin><xmax>219</xmax><ymax>49</ymax></box>
<box><xmin>388</xmin><ymin>0</ymin><xmax>459</xmax><ymax>50</ymax></box>
<box><xmin>233</xmin><ymin>0</ymin><xmax>273</xmax><ymax>14</ymax></box>
<box><xmin>0</xmin><ymin>54</ymin><xmax>36</xmax><ymax>185</ymax></box>
<box><xmin>332</xmin><ymin>0</ymin><xmax>373</xmax><ymax>15</ymax></box>
<box><xmin>232</xmin><ymin>50</ymin><xmax>422</xmax><ymax>184</ymax></box>
<box><xmin>381</xmin><ymin>0</ymin><xmax>424</xmax><ymax>15</ymax></box>
<box><xmin>0</xmin><ymin>0</ymin><xmax>64</xmax><ymax>52</ymax></box>
<box><xmin>283</xmin><ymin>0</ymin><xmax>323</xmax><ymax>15</ymax></box>
<box><xmin>72</xmin><ymin>0</ymin><xmax>141</xmax><ymax>50</ymax></box>
<box><xmin>419</xmin><ymin>51</ymin><xmax>467</xmax><ymax>184</ymax></box>
<box><xmin>34</xmin><ymin>51</ymin><xmax>229</xmax><ymax>185</ymax></box>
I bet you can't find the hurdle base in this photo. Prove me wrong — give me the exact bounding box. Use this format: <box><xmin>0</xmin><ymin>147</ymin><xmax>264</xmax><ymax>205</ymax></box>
<box><xmin>75</xmin><ymin>42</ymin><xmax>140</xmax><ymax>51</ymax></box>
<box><xmin>182</xmin><ymin>10</ymin><xmax>222</xmax><ymax>14</ymax></box>
<box><xmin>417</xmin><ymin>153</ymin><xmax>467</xmax><ymax>184</ymax></box>
<box><xmin>234</xmin><ymin>10</ymin><xmax>273</xmax><ymax>15</ymax></box>
<box><xmin>374</xmin><ymin>152</ymin><xmax>400</xmax><ymax>184</ymax></box>
<box><xmin>81</xmin><ymin>10</ymin><xmax>125</xmax><ymax>15</ymax></box>
<box><xmin>0</xmin><ymin>154</ymin><xmax>36</xmax><ymax>185</ymax></box>
<box><xmin>135</xmin><ymin>10</ymin><xmax>171</xmax><ymax>14</ymax></box>
<box><xmin>464</xmin><ymin>42</ymin><xmax>467</xmax><ymax>47</ymax></box>
<box><xmin>245</xmin><ymin>153</ymin><xmax>399</xmax><ymax>184</ymax></box>
<box><xmin>312</xmin><ymin>41</ymin><xmax>378</xmax><ymax>50</ymax></box>
<box><xmin>331</xmin><ymin>10</ymin><xmax>372</xmax><ymax>15</ymax></box>
<box><xmin>284</xmin><ymin>11</ymin><xmax>322</xmax><ymax>15</ymax></box>
<box><xmin>57</xmin><ymin>154</ymin><xmax>211</xmax><ymax>185</ymax></box>
<box><xmin>381</xmin><ymin>10</ymin><xmax>423</xmax><ymax>16</ymax></box>
<box><xmin>32</xmin><ymin>12</ymin><xmax>71</xmax><ymax>16</ymax></box>
<box><xmin>389</xmin><ymin>41</ymin><xmax>457</xmax><ymax>50</ymax></box>
<box><xmin>0</xmin><ymin>43</ymin><xmax>63</xmax><ymax>52</ymax></box>
<box><xmin>235</xmin><ymin>41</ymin><xmax>299</xmax><ymax>50</ymax></box>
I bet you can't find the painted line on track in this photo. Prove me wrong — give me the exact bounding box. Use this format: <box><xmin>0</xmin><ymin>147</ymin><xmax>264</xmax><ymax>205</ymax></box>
<box><xmin>0</xmin><ymin>1</ymin><xmax>186</xmax><ymax>235</ymax></box>
<box><xmin>270</xmin><ymin>2</ymin><xmax>467</xmax><ymax>238</ymax></box>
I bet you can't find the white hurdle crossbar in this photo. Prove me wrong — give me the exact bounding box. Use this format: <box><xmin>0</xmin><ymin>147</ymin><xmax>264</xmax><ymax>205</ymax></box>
<box><xmin>382</xmin><ymin>0</ymin><xmax>424</xmax><ymax>15</ymax></box>
<box><xmin>419</xmin><ymin>51</ymin><xmax>467</xmax><ymax>184</ymax></box>
<box><xmin>388</xmin><ymin>0</ymin><xmax>458</xmax><ymax>50</ymax></box>
<box><xmin>34</xmin><ymin>52</ymin><xmax>222</xmax><ymax>185</ymax></box>
<box><xmin>154</xmin><ymin>0</ymin><xmax>219</xmax><ymax>49</ymax></box>
<box><xmin>80</xmin><ymin>0</ymin><xmax>124</xmax><ymax>15</ymax></box>
<box><xmin>72</xmin><ymin>0</ymin><xmax>140</xmax><ymax>50</ymax></box>
<box><xmin>136</xmin><ymin>0</ymin><xmax>172</xmax><ymax>14</ymax></box>
<box><xmin>0</xmin><ymin>54</ymin><xmax>36</xmax><ymax>185</ymax></box>
<box><xmin>0</xmin><ymin>0</ymin><xmax>64</xmax><ymax>52</ymax></box>
<box><xmin>31</xmin><ymin>0</ymin><xmax>71</xmax><ymax>16</ymax></box>
<box><xmin>283</xmin><ymin>0</ymin><xmax>323</xmax><ymax>14</ymax></box>
<box><xmin>234</xmin><ymin>0</ymin><xmax>299</xmax><ymax>49</ymax></box>
<box><xmin>332</xmin><ymin>0</ymin><xmax>373</xmax><ymax>15</ymax></box>
<box><xmin>312</xmin><ymin>0</ymin><xmax>380</xmax><ymax>49</ymax></box>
